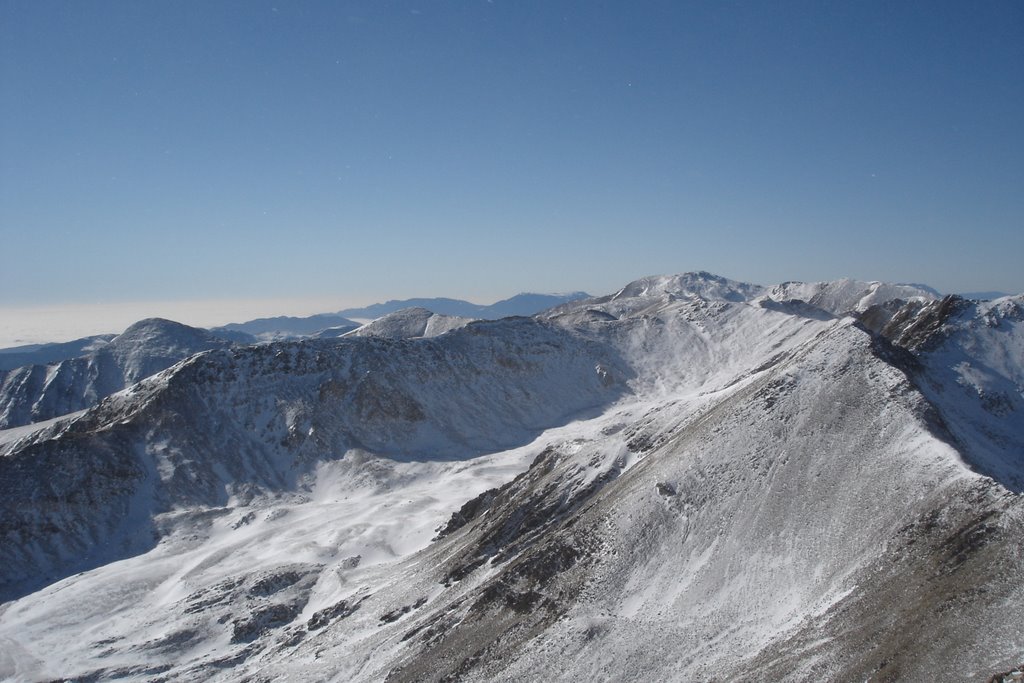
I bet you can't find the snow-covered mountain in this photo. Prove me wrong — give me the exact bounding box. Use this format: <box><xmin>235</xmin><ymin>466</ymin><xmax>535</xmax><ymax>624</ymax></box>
<box><xmin>0</xmin><ymin>318</ymin><xmax>249</xmax><ymax>429</ymax></box>
<box><xmin>345</xmin><ymin>307</ymin><xmax>476</xmax><ymax>339</ymax></box>
<box><xmin>207</xmin><ymin>292</ymin><xmax>588</xmax><ymax>341</ymax></box>
<box><xmin>767</xmin><ymin>277</ymin><xmax>939</xmax><ymax>314</ymax></box>
<box><xmin>0</xmin><ymin>273</ymin><xmax>1020</xmax><ymax>682</ymax></box>
<box><xmin>870</xmin><ymin>294</ymin><xmax>1024</xmax><ymax>491</ymax></box>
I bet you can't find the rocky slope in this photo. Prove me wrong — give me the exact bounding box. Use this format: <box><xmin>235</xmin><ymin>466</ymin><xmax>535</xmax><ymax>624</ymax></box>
<box><xmin>870</xmin><ymin>293</ymin><xmax>1024</xmax><ymax>492</ymax></box>
<box><xmin>0</xmin><ymin>273</ymin><xmax>1020</xmax><ymax>682</ymax></box>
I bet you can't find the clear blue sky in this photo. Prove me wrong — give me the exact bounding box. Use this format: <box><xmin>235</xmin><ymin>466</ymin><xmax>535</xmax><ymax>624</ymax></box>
<box><xmin>2</xmin><ymin>0</ymin><xmax>1022</xmax><ymax>317</ymax></box>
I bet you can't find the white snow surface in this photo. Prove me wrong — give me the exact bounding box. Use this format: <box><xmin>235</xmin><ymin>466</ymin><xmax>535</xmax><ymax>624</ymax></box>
<box><xmin>767</xmin><ymin>278</ymin><xmax>939</xmax><ymax>314</ymax></box>
<box><xmin>346</xmin><ymin>307</ymin><xmax>476</xmax><ymax>339</ymax></box>
<box><xmin>0</xmin><ymin>272</ymin><xmax>1021</xmax><ymax>682</ymax></box>
<box><xmin>610</xmin><ymin>271</ymin><xmax>765</xmax><ymax>303</ymax></box>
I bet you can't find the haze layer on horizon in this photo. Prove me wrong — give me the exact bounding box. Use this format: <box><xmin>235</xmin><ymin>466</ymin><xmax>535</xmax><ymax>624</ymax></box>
<box><xmin>0</xmin><ymin>297</ymin><xmax>356</xmax><ymax>348</ymax></box>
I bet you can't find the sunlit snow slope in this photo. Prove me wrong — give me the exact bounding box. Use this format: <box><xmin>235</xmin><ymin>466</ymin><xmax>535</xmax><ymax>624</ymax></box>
<box><xmin>346</xmin><ymin>307</ymin><xmax>476</xmax><ymax>339</ymax></box>
<box><xmin>0</xmin><ymin>273</ymin><xmax>1020</xmax><ymax>683</ymax></box>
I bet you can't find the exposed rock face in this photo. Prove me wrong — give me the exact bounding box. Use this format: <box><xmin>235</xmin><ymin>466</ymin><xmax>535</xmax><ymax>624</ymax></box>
<box><xmin>873</xmin><ymin>294</ymin><xmax>969</xmax><ymax>351</ymax></box>
<box><xmin>989</xmin><ymin>665</ymin><xmax>1024</xmax><ymax>683</ymax></box>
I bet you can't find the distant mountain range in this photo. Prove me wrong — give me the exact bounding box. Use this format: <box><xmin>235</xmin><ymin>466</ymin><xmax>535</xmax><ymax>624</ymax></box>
<box><xmin>0</xmin><ymin>292</ymin><xmax>595</xmax><ymax>426</ymax></box>
<box><xmin>211</xmin><ymin>314</ymin><xmax>360</xmax><ymax>341</ymax></box>
<box><xmin>0</xmin><ymin>292</ymin><xmax>591</xmax><ymax>366</ymax></box>
<box><xmin>185</xmin><ymin>292</ymin><xmax>593</xmax><ymax>342</ymax></box>
<box><xmin>337</xmin><ymin>291</ymin><xmax>592</xmax><ymax>320</ymax></box>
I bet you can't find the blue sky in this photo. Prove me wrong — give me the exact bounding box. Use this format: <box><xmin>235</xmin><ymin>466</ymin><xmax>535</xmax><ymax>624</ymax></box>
<box><xmin>2</xmin><ymin>1</ymin><xmax>1022</xmax><ymax>329</ymax></box>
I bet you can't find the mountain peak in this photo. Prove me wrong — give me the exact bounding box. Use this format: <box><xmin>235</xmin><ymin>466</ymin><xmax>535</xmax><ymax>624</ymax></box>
<box><xmin>111</xmin><ymin>317</ymin><xmax>229</xmax><ymax>352</ymax></box>
<box><xmin>611</xmin><ymin>272</ymin><xmax>764</xmax><ymax>303</ymax></box>
<box><xmin>118</xmin><ymin>317</ymin><xmax>193</xmax><ymax>334</ymax></box>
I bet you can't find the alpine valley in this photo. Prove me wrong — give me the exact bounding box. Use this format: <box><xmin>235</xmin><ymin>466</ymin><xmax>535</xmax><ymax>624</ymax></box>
<box><xmin>0</xmin><ymin>272</ymin><xmax>1021</xmax><ymax>682</ymax></box>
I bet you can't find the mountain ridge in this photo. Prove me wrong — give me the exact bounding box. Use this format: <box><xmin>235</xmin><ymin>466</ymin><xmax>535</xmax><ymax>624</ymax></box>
<box><xmin>211</xmin><ymin>314</ymin><xmax>359</xmax><ymax>341</ymax></box>
<box><xmin>0</xmin><ymin>272</ymin><xmax>1021</xmax><ymax>681</ymax></box>
<box><xmin>338</xmin><ymin>291</ymin><xmax>591</xmax><ymax>320</ymax></box>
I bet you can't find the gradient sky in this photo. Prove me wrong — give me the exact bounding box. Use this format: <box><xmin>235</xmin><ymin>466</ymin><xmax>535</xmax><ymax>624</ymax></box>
<box><xmin>2</xmin><ymin>1</ymin><xmax>1022</xmax><ymax>335</ymax></box>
